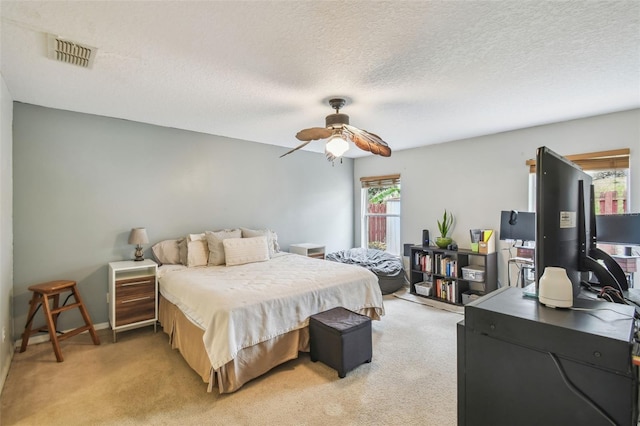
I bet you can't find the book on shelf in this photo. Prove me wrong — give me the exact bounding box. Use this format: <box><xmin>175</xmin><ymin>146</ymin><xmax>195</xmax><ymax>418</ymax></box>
<box><xmin>433</xmin><ymin>254</ymin><xmax>457</xmax><ymax>277</ymax></box>
<box><xmin>435</xmin><ymin>278</ymin><xmax>457</xmax><ymax>303</ymax></box>
<box><xmin>414</xmin><ymin>252</ymin><xmax>432</xmax><ymax>272</ymax></box>
<box><xmin>442</xmin><ymin>257</ymin><xmax>457</xmax><ymax>278</ymax></box>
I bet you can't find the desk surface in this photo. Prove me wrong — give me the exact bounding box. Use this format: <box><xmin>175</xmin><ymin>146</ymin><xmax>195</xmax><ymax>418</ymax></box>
<box><xmin>466</xmin><ymin>286</ymin><xmax>635</xmax><ymax>345</ymax></box>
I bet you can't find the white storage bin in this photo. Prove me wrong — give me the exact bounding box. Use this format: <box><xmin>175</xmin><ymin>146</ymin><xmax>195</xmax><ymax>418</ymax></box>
<box><xmin>462</xmin><ymin>265</ymin><xmax>485</xmax><ymax>282</ymax></box>
<box><xmin>414</xmin><ymin>282</ymin><xmax>432</xmax><ymax>297</ymax></box>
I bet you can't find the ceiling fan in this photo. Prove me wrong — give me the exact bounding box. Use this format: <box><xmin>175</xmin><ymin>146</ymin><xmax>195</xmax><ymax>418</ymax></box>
<box><xmin>280</xmin><ymin>98</ymin><xmax>392</xmax><ymax>161</ymax></box>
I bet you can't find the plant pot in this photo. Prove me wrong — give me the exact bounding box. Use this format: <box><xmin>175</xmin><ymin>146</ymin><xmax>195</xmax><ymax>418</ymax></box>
<box><xmin>435</xmin><ymin>237</ymin><xmax>452</xmax><ymax>249</ymax></box>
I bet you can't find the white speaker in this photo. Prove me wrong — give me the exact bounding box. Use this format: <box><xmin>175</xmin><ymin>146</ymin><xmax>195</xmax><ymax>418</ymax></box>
<box><xmin>538</xmin><ymin>267</ymin><xmax>573</xmax><ymax>308</ymax></box>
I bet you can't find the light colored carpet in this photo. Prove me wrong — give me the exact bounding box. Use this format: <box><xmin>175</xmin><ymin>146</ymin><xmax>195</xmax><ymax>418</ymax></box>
<box><xmin>0</xmin><ymin>290</ymin><xmax>463</xmax><ymax>425</ymax></box>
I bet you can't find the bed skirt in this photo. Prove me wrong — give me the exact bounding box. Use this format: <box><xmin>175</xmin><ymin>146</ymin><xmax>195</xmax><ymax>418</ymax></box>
<box><xmin>158</xmin><ymin>295</ymin><xmax>380</xmax><ymax>393</ymax></box>
<box><xmin>159</xmin><ymin>294</ymin><xmax>310</xmax><ymax>393</ymax></box>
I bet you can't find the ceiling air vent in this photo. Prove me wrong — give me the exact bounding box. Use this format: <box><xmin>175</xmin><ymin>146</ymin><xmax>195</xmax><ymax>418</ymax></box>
<box><xmin>47</xmin><ymin>34</ymin><xmax>96</xmax><ymax>68</ymax></box>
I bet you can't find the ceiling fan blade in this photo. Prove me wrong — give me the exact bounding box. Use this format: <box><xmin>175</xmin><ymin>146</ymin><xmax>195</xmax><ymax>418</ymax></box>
<box><xmin>279</xmin><ymin>139</ymin><xmax>313</xmax><ymax>158</ymax></box>
<box><xmin>296</xmin><ymin>127</ymin><xmax>332</xmax><ymax>141</ymax></box>
<box><xmin>344</xmin><ymin>124</ymin><xmax>392</xmax><ymax>157</ymax></box>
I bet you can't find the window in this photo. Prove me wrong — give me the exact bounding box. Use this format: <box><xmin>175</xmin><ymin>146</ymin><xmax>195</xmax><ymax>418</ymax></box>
<box><xmin>589</xmin><ymin>168</ymin><xmax>629</xmax><ymax>215</ymax></box>
<box><xmin>361</xmin><ymin>174</ymin><xmax>401</xmax><ymax>256</ymax></box>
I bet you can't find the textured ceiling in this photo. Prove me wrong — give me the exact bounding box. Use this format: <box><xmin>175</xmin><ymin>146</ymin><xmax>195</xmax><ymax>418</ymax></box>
<box><xmin>1</xmin><ymin>1</ymin><xmax>639</xmax><ymax>158</ymax></box>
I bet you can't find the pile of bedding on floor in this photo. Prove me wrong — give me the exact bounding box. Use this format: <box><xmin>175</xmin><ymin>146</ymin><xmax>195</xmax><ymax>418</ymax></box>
<box><xmin>326</xmin><ymin>248</ymin><xmax>405</xmax><ymax>294</ymax></box>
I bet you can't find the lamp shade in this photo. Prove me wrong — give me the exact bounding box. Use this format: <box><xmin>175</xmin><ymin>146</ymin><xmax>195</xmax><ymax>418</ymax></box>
<box><xmin>128</xmin><ymin>227</ymin><xmax>149</xmax><ymax>245</ymax></box>
<box><xmin>326</xmin><ymin>133</ymin><xmax>350</xmax><ymax>157</ymax></box>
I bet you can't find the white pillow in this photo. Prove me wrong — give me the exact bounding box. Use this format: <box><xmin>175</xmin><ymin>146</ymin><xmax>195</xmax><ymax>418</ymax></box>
<box><xmin>223</xmin><ymin>236</ymin><xmax>270</xmax><ymax>266</ymax></box>
<box><xmin>189</xmin><ymin>233</ymin><xmax>205</xmax><ymax>241</ymax></box>
<box><xmin>177</xmin><ymin>233</ymin><xmax>204</xmax><ymax>266</ymax></box>
<box><xmin>152</xmin><ymin>239</ymin><xmax>182</xmax><ymax>265</ymax></box>
<box><xmin>240</xmin><ymin>227</ymin><xmax>280</xmax><ymax>257</ymax></box>
<box><xmin>206</xmin><ymin>229</ymin><xmax>242</xmax><ymax>265</ymax></box>
<box><xmin>187</xmin><ymin>239</ymin><xmax>209</xmax><ymax>267</ymax></box>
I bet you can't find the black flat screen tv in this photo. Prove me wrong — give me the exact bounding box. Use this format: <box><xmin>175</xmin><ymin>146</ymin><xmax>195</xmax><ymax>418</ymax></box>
<box><xmin>595</xmin><ymin>213</ymin><xmax>640</xmax><ymax>246</ymax></box>
<box><xmin>535</xmin><ymin>147</ymin><xmax>592</xmax><ymax>299</ymax></box>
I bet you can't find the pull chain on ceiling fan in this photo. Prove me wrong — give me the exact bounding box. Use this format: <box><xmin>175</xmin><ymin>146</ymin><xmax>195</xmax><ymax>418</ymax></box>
<box><xmin>280</xmin><ymin>98</ymin><xmax>392</xmax><ymax>161</ymax></box>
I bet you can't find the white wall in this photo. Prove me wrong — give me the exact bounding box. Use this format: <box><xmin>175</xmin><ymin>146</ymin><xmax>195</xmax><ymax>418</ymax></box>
<box><xmin>0</xmin><ymin>74</ymin><xmax>14</xmax><ymax>392</ymax></box>
<box><xmin>12</xmin><ymin>103</ymin><xmax>355</xmax><ymax>340</ymax></box>
<box><xmin>354</xmin><ymin>109</ymin><xmax>640</xmax><ymax>287</ymax></box>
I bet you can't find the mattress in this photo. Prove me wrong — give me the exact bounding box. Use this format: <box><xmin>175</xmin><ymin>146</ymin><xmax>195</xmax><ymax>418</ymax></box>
<box><xmin>157</xmin><ymin>252</ymin><xmax>384</xmax><ymax>392</ymax></box>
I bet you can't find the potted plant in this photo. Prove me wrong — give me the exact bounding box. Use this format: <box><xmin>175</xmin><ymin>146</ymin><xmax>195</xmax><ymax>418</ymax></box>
<box><xmin>435</xmin><ymin>210</ymin><xmax>454</xmax><ymax>248</ymax></box>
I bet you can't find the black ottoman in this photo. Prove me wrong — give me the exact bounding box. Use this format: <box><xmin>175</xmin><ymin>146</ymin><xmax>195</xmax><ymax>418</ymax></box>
<box><xmin>309</xmin><ymin>307</ymin><xmax>372</xmax><ymax>378</ymax></box>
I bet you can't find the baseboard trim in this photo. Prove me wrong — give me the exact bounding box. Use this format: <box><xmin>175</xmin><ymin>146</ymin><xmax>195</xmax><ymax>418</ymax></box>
<box><xmin>0</xmin><ymin>345</ymin><xmax>14</xmax><ymax>397</ymax></box>
<box><xmin>12</xmin><ymin>321</ymin><xmax>110</xmax><ymax>349</ymax></box>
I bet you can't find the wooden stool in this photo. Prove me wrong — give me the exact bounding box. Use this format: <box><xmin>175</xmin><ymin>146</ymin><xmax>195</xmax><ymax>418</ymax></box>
<box><xmin>20</xmin><ymin>280</ymin><xmax>100</xmax><ymax>362</ymax></box>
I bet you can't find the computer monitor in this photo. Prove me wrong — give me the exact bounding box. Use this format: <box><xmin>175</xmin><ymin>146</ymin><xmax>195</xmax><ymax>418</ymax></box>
<box><xmin>535</xmin><ymin>147</ymin><xmax>627</xmax><ymax>298</ymax></box>
<box><xmin>535</xmin><ymin>147</ymin><xmax>592</xmax><ymax>299</ymax></box>
<box><xmin>499</xmin><ymin>210</ymin><xmax>535</xmax><ymax>242</ymax></box>
<box><xmin>595</xmin><ymin>213</ymin><xmax>640</xmax><ymax>246</ymax></box>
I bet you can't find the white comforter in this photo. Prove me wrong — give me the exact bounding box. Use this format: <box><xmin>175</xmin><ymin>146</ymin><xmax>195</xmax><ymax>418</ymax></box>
<box><xmin>159</xmin><ymin>252</ymin><xmax>384</xmax><ymax>370</ymax></box>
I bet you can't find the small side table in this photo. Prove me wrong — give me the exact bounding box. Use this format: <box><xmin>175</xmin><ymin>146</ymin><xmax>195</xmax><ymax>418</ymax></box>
<box><xmin>108</xmin><ymin>259</ymin><xmax>158</xmax><ymax>342</ymax></box>
<box><xmin>290</xmin><ymin>243</ymin><xmax>325</xmax><ymax>259</ymax></box>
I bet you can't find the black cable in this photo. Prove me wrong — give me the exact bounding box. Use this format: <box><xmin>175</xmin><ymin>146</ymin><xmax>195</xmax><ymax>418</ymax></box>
<box><xmin>23</xmin><ymin>303</ymin><xmax>42</xmax><ymax>331</ymax></box>
<box><xmin>599</xmin><ymin>286</ymin><xmax>627</xmax><ymax>304</ymax></box>
<box><xmin>547</xmin><ymin>352</ymin><xmax>617</xmax><ymax>425</ymax></box>
<box><xmin>23</xmin><ymin>293</ymin><xmax>76</xmax><ymax>335</ymax></box>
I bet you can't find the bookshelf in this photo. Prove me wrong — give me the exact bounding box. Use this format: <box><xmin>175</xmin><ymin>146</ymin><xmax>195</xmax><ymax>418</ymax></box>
<box><xmin>409</xmin><ymin>245</ymin><xmax>497</xmax><ymax>305</ymax></box>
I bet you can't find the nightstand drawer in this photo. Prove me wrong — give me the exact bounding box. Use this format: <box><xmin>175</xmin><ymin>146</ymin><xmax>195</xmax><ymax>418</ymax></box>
<box><xmin>115</xmin><ymin>292</ymin><xmax>155</xmax><ymax>326</ymax></box>
<box><xmin>115</xmin><ymin>276</ymin><xmax>154</xmax><ymax>299</ymax></box>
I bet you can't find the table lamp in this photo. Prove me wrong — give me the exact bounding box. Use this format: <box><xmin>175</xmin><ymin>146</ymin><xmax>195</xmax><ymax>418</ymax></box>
<box><xmin>128</xmin><ymin>227</ymin><xmax>149</xmax><ymax>261</ymax></box>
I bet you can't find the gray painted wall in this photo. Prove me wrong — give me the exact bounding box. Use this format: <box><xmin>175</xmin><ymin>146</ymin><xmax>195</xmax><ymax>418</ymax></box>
<box><xmin>12</xmin><ymin>103</ymin><xmax>355</xmax><ymax>339</ymax></box>
<box><xmin>354</xmin><ymin>109</ymin><xmax>640</xmax><ymax>287</ymax></box>
<box><xmin>0</xmin><ymin>75</ymin><xmax>14</xmax><ymax>389</ymax></box>
<box><xmin>7</xmin><ymin>102</ymin><xmax>639</xmax><ymax>384</ymax></box>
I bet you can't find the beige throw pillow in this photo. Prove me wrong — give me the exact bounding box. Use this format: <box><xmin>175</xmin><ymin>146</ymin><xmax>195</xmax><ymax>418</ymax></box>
<box><xmin>187</xmin><ymin>239</ymin><xmax>209</xmax><ymax>267</ymax></box>
<box><xmin>240</xmin><ymin>227</ymin><xmax>279</xmax><ymax>257</ymax></box>
<box><xmin>178</xmin><ymin>238</ymin><xmax>188</xmax><ymax>265</ymax></box>
<box><xmin>206</xmin><ymin>229</ymin><xmax>242</xmax><ymax>265</ymax></box>
<box><xmin>151</xmin><ymin>239</ymin><xmax>182</xmax><ymax>265</ymax></box>
<box><xmin>223</xmin><ymin>236</ymin><xmax>270</xmax><ymax>266</ymax></box>
<box><xmin>189</xmin><ymin>233</ymin><xmax>205</xmax><ymax>241</ymax></box>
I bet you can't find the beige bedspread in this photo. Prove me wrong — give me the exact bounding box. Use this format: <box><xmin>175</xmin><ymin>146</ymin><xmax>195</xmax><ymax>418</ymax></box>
<box><xmin>159</xmin><ymin>252</ymin><xmax>384</xmax><ymax>371</ymax></box>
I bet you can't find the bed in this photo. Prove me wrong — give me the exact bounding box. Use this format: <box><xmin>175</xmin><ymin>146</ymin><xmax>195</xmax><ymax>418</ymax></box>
<box><xmin>156</xmin><ymin>240</ymin><xmax>384</xmax><ymax>394</ymax></box>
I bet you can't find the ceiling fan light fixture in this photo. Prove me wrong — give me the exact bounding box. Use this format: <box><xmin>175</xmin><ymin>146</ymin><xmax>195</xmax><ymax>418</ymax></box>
<box><xmin>283</xmin><ymin>96</ymin><xmax>391</xmax><ymax>160</ymax></box>
<box><xmin>325</xmin><ymin>131</ymin><xmax>350</xmax><ymax>158</ymax></box>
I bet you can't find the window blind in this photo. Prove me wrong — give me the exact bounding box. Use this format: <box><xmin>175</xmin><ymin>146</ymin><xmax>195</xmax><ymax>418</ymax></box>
<box><xmin>526</xmin><ymin>148</ymin><xmax>629</xmax><ymax>173</ymax></box>
<box><xmin>360</xmin><ymin>174</ymin><xmax>401</xmax><ymax>188</ymax></box>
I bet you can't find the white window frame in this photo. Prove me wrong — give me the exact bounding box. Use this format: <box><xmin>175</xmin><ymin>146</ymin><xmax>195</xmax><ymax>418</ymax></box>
<box><xmin>360</xmin><ymin>175</ymin><xmax>401</xmax><ymax>256</ymax></box>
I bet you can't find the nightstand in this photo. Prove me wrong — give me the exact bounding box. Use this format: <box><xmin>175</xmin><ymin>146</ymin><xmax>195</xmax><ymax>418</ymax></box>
<box><xmin>290</xmin><ymin>243</ymin><xmax>325</xmax><ymax>259</ymax></box>
<box><xmin>108</xmin><ymin>259</ymin><xmax>158</xmax><ymax>342</ymax></box>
